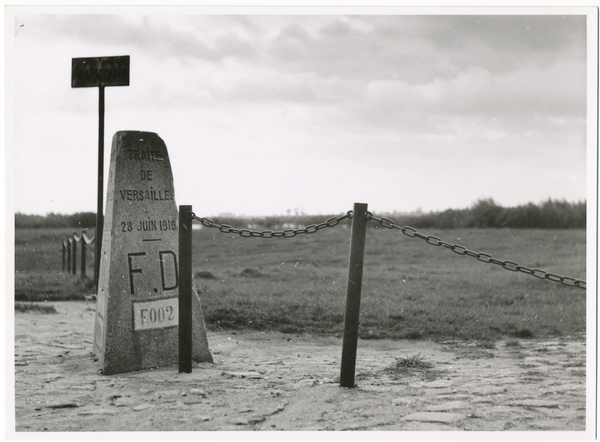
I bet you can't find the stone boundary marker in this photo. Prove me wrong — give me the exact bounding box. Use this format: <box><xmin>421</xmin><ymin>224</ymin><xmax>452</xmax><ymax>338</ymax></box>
<box><xmin>93</xmin><ymin>131</ymin><xmax>212</xmax><ymax>375</ymax></box>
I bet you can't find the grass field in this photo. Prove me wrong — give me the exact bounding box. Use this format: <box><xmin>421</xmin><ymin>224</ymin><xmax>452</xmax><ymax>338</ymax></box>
<box><xmin>14</xmin><ymin>228</ymin><xmax>96</xmax><ymax>301</ymax></box>
<box><xmin>14</xmin><ymin>223</ymin><xmax>587</xmax><ymax>342</ymax></box>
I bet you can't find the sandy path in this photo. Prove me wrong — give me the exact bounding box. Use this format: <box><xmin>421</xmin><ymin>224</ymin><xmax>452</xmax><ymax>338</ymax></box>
<box><xmin>12</xmin><ymin>301</ymin><xmax>588</xmax><ymax>433</ymax></box>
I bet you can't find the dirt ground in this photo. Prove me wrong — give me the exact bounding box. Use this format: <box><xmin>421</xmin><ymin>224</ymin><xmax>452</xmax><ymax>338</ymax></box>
<box><xmin>11</xmin><ymin>301</ymin><xmax>590</xmax><ymax>434</ymax></box>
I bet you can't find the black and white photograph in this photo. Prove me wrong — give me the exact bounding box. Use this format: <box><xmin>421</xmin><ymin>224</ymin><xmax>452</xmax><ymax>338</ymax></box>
<box><xmin>5</xmin><ymin>4</ymin><xmax>598</xmax><ymax>438</ymax></box>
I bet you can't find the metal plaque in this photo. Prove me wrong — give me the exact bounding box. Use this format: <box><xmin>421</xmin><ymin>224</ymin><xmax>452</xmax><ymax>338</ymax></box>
<box><xmin>72</xmin><ymin>55</ymin><xmax>130</xmax><ymax>88</ymax></box>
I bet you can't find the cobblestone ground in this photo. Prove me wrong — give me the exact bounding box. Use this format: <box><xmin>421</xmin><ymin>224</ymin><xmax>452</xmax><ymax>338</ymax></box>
<box><xmin>12</xmin><ymin>302</ymin><xmax>590</xmax><ymax>434</ymax></box>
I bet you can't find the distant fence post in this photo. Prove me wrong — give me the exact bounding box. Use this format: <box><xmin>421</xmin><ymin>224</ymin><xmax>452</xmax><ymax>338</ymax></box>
<box><xmin>340</xmin><ymin>202</ymin><xmax>368</xmax><ymax>388</ymax></box>
<box><xmin>72</xmin><ymin>235</ymin><xmax>77</xmax><ymax>275</ymax></box>
<box><xmin>67</xmin><ymin>239</ymin><xmax>72</xmax><ymax>274</ymax></box>
<box><xmin>61</xmin><ymin>231</ymin><xmax>95</xmax><ymax>277</ymax></box>
<box><xmin>81</xmin><ymin>236</ymin><xmax>87</xmax><ymax>278</ymax></box>
<box><xmin>179</xmin><ymin>205</ymin><xmax>193</xmax><ymax>373</ymax></box>
<box><xmin>62</xmin><ymin>240</ymin><xmax>67</xmax><ymax>272</ymax></box>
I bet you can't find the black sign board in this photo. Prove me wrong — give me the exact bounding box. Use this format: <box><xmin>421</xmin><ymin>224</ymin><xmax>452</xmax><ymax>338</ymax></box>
<box><xmin>72</xmin><ymin>55</ymin><xmax>130</xmax><ymax>88</ymax></box>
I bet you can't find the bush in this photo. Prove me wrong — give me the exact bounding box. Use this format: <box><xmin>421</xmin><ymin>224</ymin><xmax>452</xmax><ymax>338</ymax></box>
<box><xmin>397</xmin><ymin>199</ymin><xmax>585</xmax><ymax>230</ymax></box>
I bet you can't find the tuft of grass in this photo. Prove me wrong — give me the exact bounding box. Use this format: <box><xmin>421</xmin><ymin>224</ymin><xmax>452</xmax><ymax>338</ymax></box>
<box><xmin>239</xmin><ymin>268</ymin><xmax>265</xmax><ymax>278</ymax></box>
<box><xmin>505</xmin><ymin>340</ymin><xmax>522</xmax><ymax>347</ymax></box>
<box><xmin>15</xmin><ymin>302</ymin><xmax>57</xmax><ymax>314</ymax></box>
<box><xmin>195</xmin><ymin>271</ymin><xmax>217</xmax><ymax>280</ymax></box>
<box><xmin>382</xmin><ymin>353</ymin><xmax>444</xmax><ymax>381</ymax></box>
<box><xmin>511</xmin><ymin>328</ymin><xmax>535</xmax><ymax>339</ymax></box>
<box><xmin>385</xmin><ymin>353</ymin><xmax>434</xmax><ymax>374</ymax></box>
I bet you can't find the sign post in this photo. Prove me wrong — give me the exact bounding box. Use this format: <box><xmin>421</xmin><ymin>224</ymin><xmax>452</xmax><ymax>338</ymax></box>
<box><xmin>72</xmin><ymin>55</ymin><xmax>130</xmax><ymax>286</ymax></box>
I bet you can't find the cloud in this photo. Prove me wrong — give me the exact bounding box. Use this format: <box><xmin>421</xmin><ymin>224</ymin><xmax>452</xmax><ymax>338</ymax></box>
<box><xmin>268</xmin><ymin>17</ymin><xmax>435</xmax><ymax>83</ymax></box>
<box><xmin>263</xmin><ymin>15</ymin><xmax>587</xmax><ymax>84</ymax></box>
<box><xmin>19</xmin><ymin>14</ymin><xmax>261</xmax><ymax>64</ymax></box>
<box><xmin>427</xmin><ymin>15</ymin><xmax>587</xmax><ymax>54</ymax></box>
<box><xmin>11</xmin><ymin>12</ymin><xmax>589</xmax><ymax>216</ymax></box>
<box><xmin>17</xmin><ymin>13</ymin><xmax>587</xmax><ymax>134</ymax></box>
<box><xmin>333</xmin><ymin>54</ymin><xmax>585</xmax><ymax>140</ymax></box>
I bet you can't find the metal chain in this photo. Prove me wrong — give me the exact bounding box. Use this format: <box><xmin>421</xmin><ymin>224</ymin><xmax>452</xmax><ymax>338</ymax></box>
<box><xmin>186</xmin><ymin>209</ymin><xmax>585</xmax><ymax>290</ymax></box>
<box><xmin>190</xmin><ymin>211</ymin><xmax>353</xmax><ymax>238</ymax></box>
<box><xmin>366</xmin><ymin>212</ymin><xmax>586</xmax><ymax>290</ymax></box>
<box><xmin>70</xmin><ymin>231</ymin><xmax>95</xmax><ymax>245</ymax></box>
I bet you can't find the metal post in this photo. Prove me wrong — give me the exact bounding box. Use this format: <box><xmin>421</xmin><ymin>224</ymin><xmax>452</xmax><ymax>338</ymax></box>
<box><xmin>62</xmin><ymin>240</ymin><xmax>66</xmax><ymax>272</ymax></box>
<box><xmin>340</xmin><ymin>202</ymin><xmax>368</xmax><ymax>388</ymax></box>
<box><xmin>94</xmin><ymin>85</ymin><xmax>105</xmax><ymax>287</ymax></box>
<box><xmin>179</xmin><ymin>205</ymin><xmax>193</xmax><ymax>373</ymax></box>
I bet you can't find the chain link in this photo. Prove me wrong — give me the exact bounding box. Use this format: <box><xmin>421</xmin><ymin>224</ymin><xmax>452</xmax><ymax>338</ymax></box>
<box><xmin>190</xmin><ymin>211</ymin><xmax>353</xmax><ymax>239</ymax></box>
<box><xmin>366</xmin><ymin>212</ymin><xmax>586</xmax><ymax>290</ymax></box>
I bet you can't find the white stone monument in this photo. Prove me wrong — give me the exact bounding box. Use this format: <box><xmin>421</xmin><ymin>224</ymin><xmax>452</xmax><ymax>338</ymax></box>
<box><xmin>93</xmin><ymin>131</ymin><xmax>212</xmax><ymax>375</ymax></box>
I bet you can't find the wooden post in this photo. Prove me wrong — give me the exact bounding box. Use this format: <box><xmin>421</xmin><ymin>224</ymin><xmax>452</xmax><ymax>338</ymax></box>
<box><xmin>72</xmin><ymin>236</ymin><xmax>77</xmax><ymax>275</ymax></box>
<box><xmin>340</xmin><ymin>202</ymin><xmax>368</xmax><ymax>388</ymax></box>
<box><xmin>67</xmin><ymin>239</ymin><xmax>72</xmax><ymax>274</ymax></box>
<box><xmin>81</xmin><ymin>233</ymin><xmax>87</xmax><ymax>278</ymax></box>
<box><xmin>62</xmin><ymin>240</ymin><xmax>66</xmax><ymax>272</ymax></box>
<box><xmin>179</xmin><ymin>205</ymin><xmax>193</xmax><ymax>373</ymax></box>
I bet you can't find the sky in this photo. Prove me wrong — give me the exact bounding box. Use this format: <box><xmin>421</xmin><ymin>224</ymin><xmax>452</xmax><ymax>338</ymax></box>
<box><xmin>6</xmin><ymin>7</ymin><xmax>596</xmax><ymax>218</ymax></box>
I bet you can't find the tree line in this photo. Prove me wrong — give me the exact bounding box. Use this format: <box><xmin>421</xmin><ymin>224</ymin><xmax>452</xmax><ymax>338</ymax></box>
<box><xmin>208</xmin><ymin>199</ymin><xmax>586</xmax><ymax>230</ymax></box>
<box><xmin>15</xmin><ymin>212</ymin><xmax>96</xmax><ymax>229</ymax></box>
<box><xmin>210</xmin><ymin>199</ymin><xmax>586</xmax><ymax>230</ymax></box>
<box><xmin>15</xmin><ymin>199</ymin><xmax>585</xmax><ymax>230</ymax></box>
<box><xmin>403</xmin><ymin>198</ymin><xmax>586</xmax><ymax>229</ymax></box>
